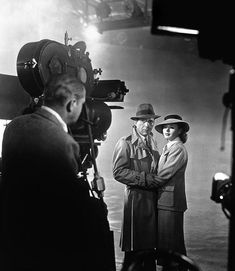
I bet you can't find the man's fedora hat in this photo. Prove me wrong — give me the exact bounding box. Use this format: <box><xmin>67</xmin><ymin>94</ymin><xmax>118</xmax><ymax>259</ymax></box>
<box><xmin>130</xmin><ymin>103</ymin><xmax>161</xmax><ymax>120</ymax></box>
<box><xmin>155</xmin><ymin>114</ymin><xmax>190</xmax><ymax>133</ymax></box>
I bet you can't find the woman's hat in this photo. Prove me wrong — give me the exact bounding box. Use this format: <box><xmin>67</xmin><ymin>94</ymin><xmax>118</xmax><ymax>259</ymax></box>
<box><xmin>155</xmin><ymin>114</ymin><xmax>190</xmax><ymax>133</ymax></box>
<box><xmin>130</xmin><ymin>103</ymin><xmax>161</xmax><ymax>120</ymax></box>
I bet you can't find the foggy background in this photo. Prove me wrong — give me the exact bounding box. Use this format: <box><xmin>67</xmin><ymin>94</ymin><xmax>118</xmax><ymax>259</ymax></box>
<box><xmin>0</xmin><ymin>1</ymin><xmax>232</xmax><ymax>270</ymax></box>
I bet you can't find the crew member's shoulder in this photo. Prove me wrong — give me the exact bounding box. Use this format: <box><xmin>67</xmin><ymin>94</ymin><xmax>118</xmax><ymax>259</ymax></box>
<box><xmin>5</xmin><ymin>114</ymin><xmax>28</xmax><ymax>127</ymax></box>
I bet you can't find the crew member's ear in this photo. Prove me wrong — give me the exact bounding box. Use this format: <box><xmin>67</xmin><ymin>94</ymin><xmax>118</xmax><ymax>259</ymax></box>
<box><xmin>66</xmin><ymin>99</ymin><xmax>74</xmax><ymax>113</ymax></box>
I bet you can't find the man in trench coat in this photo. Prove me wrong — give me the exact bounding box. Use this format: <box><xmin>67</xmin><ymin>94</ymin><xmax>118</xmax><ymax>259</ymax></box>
<box><xmin>112</xmin><ymin>103</ymin><xmax>161</xmax><ymax>271</ymax></box>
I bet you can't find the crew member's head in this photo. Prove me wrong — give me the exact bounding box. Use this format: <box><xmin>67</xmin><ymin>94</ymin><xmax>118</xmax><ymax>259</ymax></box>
<box><xmin>44</xmin><ymin>74</ymin><xmax>86</xmax><ymax>125</ymax></box>
<box><xmin>130</xmin><ymin>103</ymin><xmax>160</xmax><ymax>137</ymax></box>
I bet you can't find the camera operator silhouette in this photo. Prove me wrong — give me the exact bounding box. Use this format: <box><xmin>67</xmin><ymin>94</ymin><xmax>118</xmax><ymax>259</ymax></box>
<box><xmin>0</xmin><ymin>73</ymin><xmax>111</xmax><ymax>271</ymax></box>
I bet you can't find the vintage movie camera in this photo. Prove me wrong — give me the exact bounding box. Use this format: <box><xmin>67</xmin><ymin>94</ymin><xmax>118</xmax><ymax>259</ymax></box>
<box><xmin>16</xmin><ymin>32</ymin><xmax>128</xmax><ymax>197</ymax></box>
<box><xmin>16</xmin><ymin>33</ymin><xmax>128</xmax><ymax>270</ymax></box>
<box><xmin>211</xmin><ymin>172</ymin><xmax>232</xmax><ymax>219</ymax></box>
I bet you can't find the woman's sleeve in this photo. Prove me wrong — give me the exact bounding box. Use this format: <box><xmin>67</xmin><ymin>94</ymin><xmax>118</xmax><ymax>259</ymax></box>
<box><xmin>144</xmin><ymin>145</ymin><xmax>187</xmax><ymax>189</ymax></box>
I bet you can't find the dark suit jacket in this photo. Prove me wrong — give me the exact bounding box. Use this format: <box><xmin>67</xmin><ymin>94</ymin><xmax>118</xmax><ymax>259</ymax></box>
<box><xmin>0</xmin><ymin>108</ymin><xmax>110</xmax><ymax>270</ymax></box>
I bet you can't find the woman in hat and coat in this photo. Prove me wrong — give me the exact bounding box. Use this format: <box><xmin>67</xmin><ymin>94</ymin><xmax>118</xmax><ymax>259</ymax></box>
<box><xmin>112</xmin><ymin>103</ymin><xmax>161</xmax><ymax>271</ymax></box>
<box><xmin>154</xmin><ymin>114</ymin><xmax>190</xmax><ymax>269</ymax></box>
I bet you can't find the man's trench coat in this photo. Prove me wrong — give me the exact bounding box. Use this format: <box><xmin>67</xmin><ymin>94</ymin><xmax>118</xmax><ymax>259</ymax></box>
<box><xmin>112</xmin><ymin>129</ymin><xmax>160</xmax><ymax>251</ymax></box>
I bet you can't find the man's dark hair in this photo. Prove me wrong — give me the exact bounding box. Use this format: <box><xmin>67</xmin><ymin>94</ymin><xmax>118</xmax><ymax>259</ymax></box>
<box><xmin>44</xmin><ymin>74</ymin><xmax>85</xmax><ymax>106</ymax></box>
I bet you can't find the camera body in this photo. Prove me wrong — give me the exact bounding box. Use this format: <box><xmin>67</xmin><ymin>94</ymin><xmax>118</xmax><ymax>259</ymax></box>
<box><xmin>16</xmin><ymin>36</ymin><xmax>129</xmax><ymax>168</ymax></box>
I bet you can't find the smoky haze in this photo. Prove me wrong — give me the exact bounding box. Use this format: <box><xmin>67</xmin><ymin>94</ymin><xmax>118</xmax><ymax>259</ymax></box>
<box><xmin>0</xmin><ymin>0</ymin><xmax>85</xmax><ymax>75</ymax></box>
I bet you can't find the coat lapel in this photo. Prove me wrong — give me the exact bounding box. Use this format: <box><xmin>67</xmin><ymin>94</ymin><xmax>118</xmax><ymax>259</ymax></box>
<box><xmin>130</xmin><ymin>127</ymin><xmax>159</xmax><ymax>173</ymax></box>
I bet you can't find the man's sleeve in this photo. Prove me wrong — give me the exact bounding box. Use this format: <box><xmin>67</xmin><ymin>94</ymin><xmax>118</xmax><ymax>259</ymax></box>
<box><xmin>112</xmin><ymin>138</ymin><xmax>147</xmax><ymax>187</ymax></box>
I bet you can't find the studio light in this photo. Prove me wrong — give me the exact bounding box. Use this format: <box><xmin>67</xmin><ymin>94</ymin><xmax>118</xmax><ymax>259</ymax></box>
<box><xmin>157</xmin><ymin>26</ymin><xmax>198</xmax><ymax>36</ymax></box>
<box><xmin>83</xmin><ymin>25</ymin><xmax>101</xmax><ymax>41</ymax></box>
<box><xmin>151</xmin><ymin>0</ymin><xmax>234</xmax><ymax>64</ymax></box>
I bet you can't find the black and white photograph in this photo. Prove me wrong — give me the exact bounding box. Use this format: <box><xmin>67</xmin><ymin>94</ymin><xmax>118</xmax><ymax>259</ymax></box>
<box><xmin>0</xmin><ymin>1</ymin><xmax>233</xmax><ymax>271</ymax></box>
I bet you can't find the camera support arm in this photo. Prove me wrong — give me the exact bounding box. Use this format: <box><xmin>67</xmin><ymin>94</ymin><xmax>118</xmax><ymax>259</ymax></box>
<box><xmin>84</xmin><ymin>103</ymin><xmax>106</xmax><ymax>200</ymax></box>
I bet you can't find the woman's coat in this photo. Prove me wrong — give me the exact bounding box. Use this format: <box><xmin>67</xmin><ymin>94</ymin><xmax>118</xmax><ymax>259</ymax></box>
<box><xmin>157</xmin><ymin>140</ymin><xmax>188</xmax><ymax>212</ymax></box>
<box><xmin>156</xmin><ymin>139</ymin><xmax>188</xmax><ymax>255</ymax></box>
